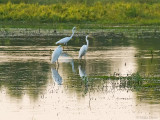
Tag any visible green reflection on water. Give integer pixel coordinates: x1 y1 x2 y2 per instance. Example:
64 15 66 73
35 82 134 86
0 61 49 100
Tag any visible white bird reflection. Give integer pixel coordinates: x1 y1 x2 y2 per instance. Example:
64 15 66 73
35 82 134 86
78 65 87 80
60 52 75 73
78 65 88 94
51 67 62 85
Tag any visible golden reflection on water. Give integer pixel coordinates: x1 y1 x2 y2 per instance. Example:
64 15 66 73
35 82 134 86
0 46 160 120
1 80 160 120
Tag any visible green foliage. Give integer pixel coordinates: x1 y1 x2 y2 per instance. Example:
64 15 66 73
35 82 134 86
1 2 160 25
1 0 160 4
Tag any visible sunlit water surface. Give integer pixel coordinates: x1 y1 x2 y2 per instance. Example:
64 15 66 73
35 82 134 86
0 34 160 120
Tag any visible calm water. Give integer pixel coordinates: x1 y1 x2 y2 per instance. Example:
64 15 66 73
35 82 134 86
0 32 160 120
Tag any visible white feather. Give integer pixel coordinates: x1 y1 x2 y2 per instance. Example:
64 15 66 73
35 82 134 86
51 45 63 63
55 27 76 45
78 35 89 59
79 45 87 59
56 37 71 44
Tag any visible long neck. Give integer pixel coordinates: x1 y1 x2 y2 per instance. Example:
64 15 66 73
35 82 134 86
86 36 89 48
70 29 75 38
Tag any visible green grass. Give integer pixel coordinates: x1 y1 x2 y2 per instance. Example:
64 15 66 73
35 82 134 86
1 0 160 4
1 2 160 28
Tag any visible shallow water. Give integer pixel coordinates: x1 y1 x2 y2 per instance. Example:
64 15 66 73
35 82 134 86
0 33 160 120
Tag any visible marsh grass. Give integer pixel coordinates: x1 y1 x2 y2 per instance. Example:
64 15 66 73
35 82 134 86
89 72 160 90
1 2 160 28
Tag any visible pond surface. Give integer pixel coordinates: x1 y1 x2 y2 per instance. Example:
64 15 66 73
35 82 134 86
0 31 160 120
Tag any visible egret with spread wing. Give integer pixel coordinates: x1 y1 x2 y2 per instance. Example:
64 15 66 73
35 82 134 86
56 27 76 47
51 45 63 64
78 35 89 59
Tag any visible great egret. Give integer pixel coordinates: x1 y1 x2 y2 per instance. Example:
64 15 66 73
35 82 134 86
56 27 76 46
51 45 63 64
78 35 89 59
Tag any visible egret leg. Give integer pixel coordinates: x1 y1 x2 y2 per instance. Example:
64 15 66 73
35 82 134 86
50 49 52 60
66 43 69 49
55 61 57 67
57 61 59 69
55 61 59 71
78 56 82 62
50 49 52 54
55 61 58 69
84 56 87 64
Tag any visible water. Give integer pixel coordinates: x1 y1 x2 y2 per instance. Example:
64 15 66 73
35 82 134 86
0 32 160 120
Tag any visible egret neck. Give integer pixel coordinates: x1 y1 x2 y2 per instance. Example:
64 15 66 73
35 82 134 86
70 28 75 38
86 36 89 48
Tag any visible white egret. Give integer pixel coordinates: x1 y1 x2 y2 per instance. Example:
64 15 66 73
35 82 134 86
56 27 76 46
51 45 63 64
78 35 89 59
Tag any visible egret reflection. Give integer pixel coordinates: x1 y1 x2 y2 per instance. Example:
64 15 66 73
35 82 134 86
78 65 87 79
78 64 88 94
60 52 76 73
51 67 62 85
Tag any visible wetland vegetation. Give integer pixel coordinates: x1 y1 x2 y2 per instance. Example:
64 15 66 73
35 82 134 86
1 1 160 29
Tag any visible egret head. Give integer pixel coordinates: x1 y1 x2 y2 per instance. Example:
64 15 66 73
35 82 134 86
86 35 93 39
86 35 89 39
72 27 76 31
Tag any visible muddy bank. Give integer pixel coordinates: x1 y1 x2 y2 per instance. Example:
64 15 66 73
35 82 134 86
0 27 160 38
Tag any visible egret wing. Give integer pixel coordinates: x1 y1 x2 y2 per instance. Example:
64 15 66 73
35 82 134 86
56 37 70 44
51 46 62 63
79 45 87 59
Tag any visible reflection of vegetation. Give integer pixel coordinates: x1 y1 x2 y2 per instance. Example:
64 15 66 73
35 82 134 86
135 37 160 50
90 72 160 88
89 72 160 103
0 61 49 100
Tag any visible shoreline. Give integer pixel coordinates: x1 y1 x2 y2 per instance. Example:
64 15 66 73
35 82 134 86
0 26 160 38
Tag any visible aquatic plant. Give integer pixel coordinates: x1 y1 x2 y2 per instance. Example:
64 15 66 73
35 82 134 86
89 72 160 89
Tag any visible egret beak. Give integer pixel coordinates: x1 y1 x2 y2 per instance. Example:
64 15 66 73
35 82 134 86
75 26 80 30
88 35 93 38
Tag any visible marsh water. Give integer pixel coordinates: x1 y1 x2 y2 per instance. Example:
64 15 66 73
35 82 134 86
0 29 160 120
